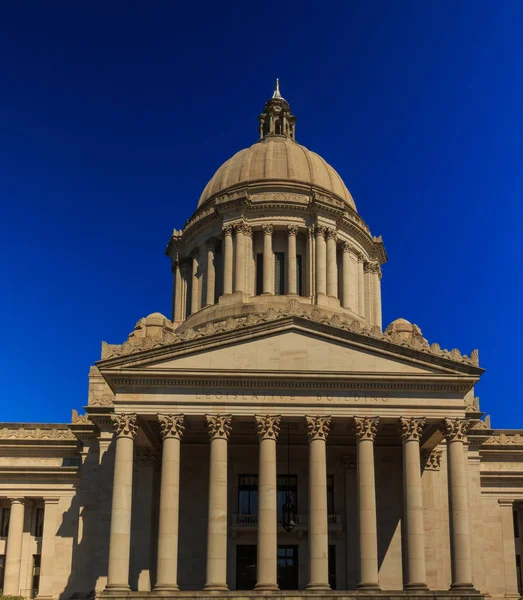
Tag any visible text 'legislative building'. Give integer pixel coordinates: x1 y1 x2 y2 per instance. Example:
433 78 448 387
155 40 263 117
0 82 521 600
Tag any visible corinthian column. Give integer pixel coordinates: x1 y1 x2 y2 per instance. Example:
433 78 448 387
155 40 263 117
354 417 380 589
106 413 138 591
3 498 25 596
442 418 474 589
223 225 233 295
235 222 251 293
155 414 185 591
287 225 298 295
205 239 216 307
399 417 428 590
306 415 332 591
315 226 327 297
254 415 281 591
204 415 232 591
262 224 274 294
326 228 338 298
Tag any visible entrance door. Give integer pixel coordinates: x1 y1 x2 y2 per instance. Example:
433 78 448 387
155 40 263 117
277 545 298 589
236 545 256 590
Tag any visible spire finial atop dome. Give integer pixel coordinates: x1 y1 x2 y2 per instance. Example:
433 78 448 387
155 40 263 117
259 80 296 141
272 78 282 99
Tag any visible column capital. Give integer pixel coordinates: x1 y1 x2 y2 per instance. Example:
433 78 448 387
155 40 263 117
325 227 337 241
364 260 381 275
223 224 234 237
206 414 232 441
287 224 298 237
235 221 252 237
255 415 281 440
354 416 379 441
399 417 426 442
262 223 274 236
341 241 353 253
111 413 138 439
315 225 327 237
441 418 471 442
306 415 331 441
158 414 185 440
8 497 25 506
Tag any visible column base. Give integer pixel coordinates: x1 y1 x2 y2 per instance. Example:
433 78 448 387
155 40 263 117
203 583 229 592
357 583 381 591
306 583 331 592
450 583 478 591
254 583 280 592
404 583 429 591
104 585 131 592
153 584 180 592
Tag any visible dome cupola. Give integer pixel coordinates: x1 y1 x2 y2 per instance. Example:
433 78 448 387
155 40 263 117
166 82 386 332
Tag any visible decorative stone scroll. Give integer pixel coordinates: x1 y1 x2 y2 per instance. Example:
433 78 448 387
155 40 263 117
325 227 337 240
315 225 327 237
223 224 233 237
399 417 426 442
306 415 331 440
255 415 281 440
101 303 480 368
262 224 274 235
235 221 252 237
287 225 298 236
364 261 381 276
111 413 138 439
206 414 232 441
158 414 185 440
354 416 379 441
441 418 471 442
422 449 442 471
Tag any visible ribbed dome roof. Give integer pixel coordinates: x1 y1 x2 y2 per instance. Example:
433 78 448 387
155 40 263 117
198 135 356 211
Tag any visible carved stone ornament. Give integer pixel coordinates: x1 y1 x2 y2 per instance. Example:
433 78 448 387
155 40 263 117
0 426 76 440
262 224 274 235
484 433 523 445
399 417 426 442
71 409 91 425
111 413 138 439
364 261 381 275
88 390 114 406
255 415 281 440
100 306 480 368
315 225 327 237
158 414 185 440
306 415 331 440
354 416 379 441
441 418 471 442
342 241 353 253
287 224 298 236
422 449 442 471
206 414 232 441
223 224 233 236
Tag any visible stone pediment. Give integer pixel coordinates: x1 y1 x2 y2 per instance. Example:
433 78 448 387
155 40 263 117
98 315 482 395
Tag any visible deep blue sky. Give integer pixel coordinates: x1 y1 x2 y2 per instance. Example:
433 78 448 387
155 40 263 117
1 1 522 426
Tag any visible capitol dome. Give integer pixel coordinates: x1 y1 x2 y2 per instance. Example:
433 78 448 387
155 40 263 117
198 135 356 211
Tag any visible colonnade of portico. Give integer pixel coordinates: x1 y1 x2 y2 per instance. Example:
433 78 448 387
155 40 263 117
104 412 475 593
172 223 382 328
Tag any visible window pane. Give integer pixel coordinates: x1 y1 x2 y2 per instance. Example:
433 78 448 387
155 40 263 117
274 252 285 295
327 475 334 514
256 254 263 295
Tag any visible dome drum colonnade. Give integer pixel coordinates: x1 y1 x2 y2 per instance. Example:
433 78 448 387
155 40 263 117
103 413 475 593
166 84 386 332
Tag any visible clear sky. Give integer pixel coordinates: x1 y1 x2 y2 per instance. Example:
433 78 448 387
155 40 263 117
1 1 522 426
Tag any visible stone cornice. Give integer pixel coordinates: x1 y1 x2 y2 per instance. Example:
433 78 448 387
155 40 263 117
0 425 76 441
99 300 480 371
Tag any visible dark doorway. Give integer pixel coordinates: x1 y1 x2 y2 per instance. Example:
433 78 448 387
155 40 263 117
329 545 337 590
277 545 298 589
236 545 256 590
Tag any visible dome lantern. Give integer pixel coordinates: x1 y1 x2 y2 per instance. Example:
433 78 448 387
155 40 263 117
259 78 296 140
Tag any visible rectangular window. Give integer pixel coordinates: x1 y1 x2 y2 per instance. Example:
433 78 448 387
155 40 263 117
238 475 258 515
236 545 256 590
0 555 5 593
0 509 10 537
32 555 41 596
256 254 263 295
34 508 44 538
328 545 337 590
274 252 285 295
277 545 298 589
327 475 334 514
514 509 520 538
277 475 297 520
296 255 303 296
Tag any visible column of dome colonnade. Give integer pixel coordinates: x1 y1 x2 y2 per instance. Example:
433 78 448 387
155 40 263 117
254 415 281 591
287 225 298 295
